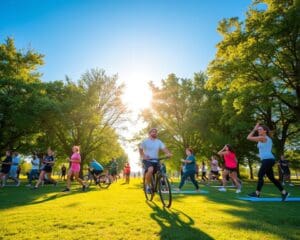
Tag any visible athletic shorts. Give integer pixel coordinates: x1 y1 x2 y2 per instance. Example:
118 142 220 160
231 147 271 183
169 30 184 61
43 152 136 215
43 165 52 173
210 170 219 176
92 169 103 175
1 167 11 174
282 168 290 175
143 160 160 174
225 167 237 173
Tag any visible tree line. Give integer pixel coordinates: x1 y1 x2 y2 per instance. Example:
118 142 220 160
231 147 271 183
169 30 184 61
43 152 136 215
139 0 300 178
0 38 128 172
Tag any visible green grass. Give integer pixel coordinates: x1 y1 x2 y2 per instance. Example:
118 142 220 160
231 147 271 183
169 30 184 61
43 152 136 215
0 178 299 240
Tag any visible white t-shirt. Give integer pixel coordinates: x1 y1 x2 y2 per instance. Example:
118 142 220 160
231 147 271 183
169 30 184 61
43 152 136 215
211 159 219 172
31 158 40 170
140 138 165 161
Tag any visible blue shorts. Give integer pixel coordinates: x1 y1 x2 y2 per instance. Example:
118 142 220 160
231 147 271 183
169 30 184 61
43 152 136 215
143 160 160 174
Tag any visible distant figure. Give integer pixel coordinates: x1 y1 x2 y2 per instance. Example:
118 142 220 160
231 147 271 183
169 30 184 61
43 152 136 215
61 164 67 181
34 148 57 189
247 123 288 201
201 161 208 182
209 156 220 181
9 151 21 186
27 153 40 187
0 151 12 187
109 158 118 182
195 163 199 179
278 155 294 187
123 162 131 184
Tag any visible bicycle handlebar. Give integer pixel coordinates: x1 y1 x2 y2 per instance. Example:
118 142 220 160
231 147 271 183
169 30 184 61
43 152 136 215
142 156 170 161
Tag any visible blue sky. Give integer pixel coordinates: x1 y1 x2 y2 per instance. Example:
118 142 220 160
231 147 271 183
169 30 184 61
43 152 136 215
1 0 253 168
1 0 251 83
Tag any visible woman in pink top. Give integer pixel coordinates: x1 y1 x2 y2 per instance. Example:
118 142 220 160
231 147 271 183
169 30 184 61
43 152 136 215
218 144 242 193
62 146 87 192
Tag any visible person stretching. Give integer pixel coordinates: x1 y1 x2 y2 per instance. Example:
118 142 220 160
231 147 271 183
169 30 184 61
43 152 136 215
247 123 288 201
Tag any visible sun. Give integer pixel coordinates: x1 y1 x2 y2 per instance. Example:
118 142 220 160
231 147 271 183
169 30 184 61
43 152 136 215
121 77 152 112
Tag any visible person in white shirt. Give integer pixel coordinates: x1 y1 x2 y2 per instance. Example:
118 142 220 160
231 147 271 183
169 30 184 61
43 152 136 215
139 128 172 193
27 153 40 186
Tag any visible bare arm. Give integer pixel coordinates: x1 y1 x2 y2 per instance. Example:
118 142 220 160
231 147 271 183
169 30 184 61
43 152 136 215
162 147 172 158
218 146 227 156
247 123 266 142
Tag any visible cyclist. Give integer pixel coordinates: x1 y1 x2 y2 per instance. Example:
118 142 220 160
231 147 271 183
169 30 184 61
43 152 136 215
89 159 104 183
139 128 172 193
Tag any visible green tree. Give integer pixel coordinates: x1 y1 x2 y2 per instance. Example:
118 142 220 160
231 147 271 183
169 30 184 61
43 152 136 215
206 0 300 165
0 37 45 155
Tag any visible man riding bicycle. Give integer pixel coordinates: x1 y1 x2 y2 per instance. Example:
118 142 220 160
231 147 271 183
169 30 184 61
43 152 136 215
89 159 104 182
139 128 172 193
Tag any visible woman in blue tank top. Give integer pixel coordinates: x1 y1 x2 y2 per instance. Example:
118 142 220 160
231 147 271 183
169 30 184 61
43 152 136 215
247 123 289 201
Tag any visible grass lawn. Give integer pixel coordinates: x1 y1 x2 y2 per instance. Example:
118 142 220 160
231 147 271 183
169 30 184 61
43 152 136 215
0 177 299 240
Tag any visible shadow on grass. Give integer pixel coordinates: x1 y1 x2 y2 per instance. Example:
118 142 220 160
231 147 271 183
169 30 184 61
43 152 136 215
0 183 94 210
200 181 300 240
146 201 213 240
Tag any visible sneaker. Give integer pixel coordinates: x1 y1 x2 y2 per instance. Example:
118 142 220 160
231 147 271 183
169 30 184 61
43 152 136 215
281 192 289 202
218 187 227 192
282 182 285 186
289 183 294 187
146 186 152 194
248 192 260 198
26 184 32 187
62 188 70 192
236 189 241 193
31 186 38 190
82 184 87 191
16 180 21 187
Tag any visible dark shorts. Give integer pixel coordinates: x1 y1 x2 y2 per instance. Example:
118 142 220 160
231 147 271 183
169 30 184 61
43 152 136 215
210 170 219 175
92 169 103 175
143 160 160 174
109 169 117 176
225 167 237 173
43 165 52 173
1 167 10 174
282 168 290 175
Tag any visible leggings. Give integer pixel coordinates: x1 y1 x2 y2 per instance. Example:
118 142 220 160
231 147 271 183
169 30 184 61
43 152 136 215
257 159 283 192
179 171 199 190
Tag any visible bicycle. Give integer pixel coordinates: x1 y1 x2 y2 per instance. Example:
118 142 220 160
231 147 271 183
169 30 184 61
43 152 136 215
143 157 172 208
83 168 111 189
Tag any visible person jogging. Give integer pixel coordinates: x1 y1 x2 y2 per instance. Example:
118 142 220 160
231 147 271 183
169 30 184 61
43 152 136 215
62 146 87 192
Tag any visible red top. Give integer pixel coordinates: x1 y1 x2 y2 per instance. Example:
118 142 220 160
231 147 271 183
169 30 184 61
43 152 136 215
223 152 237 168
124 165 131 174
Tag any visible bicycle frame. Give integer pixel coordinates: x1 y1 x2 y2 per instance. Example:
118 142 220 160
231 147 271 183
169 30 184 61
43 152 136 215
143 157 172 208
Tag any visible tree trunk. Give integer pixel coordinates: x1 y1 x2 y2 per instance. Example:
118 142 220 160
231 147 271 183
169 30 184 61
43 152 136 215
248 160 254 179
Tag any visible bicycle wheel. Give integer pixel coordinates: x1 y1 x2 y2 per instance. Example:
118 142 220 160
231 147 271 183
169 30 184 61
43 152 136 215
143 175 154 201
98 174 111 189
83 175 93 186
158 175 172 208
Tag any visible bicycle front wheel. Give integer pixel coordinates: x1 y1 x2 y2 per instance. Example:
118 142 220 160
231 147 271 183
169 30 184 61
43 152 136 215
98 174 111 189
143 175 154 201
158 175 172 208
